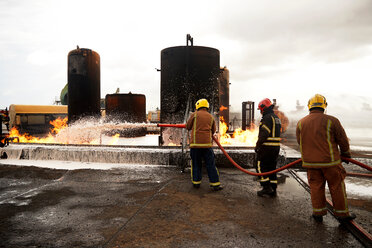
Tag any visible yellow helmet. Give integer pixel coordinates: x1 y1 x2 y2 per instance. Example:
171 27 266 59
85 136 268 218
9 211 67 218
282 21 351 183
195 99 209 110
308 94 327 110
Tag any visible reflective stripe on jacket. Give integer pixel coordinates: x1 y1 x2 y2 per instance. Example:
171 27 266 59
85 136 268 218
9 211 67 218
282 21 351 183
296 110 351 168
256 107 281 150
186 109 216 148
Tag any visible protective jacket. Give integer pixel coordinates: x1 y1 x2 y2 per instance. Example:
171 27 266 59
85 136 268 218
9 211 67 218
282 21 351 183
296 109 351 168
256 106 281 151
186 108 216 148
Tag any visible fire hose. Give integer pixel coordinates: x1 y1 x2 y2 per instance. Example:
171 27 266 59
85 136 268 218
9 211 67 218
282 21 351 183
157 123 372 176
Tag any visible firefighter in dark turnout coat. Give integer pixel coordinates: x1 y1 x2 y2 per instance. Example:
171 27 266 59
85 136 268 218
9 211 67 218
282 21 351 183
255 98 281 197
296 94 355 222
186 99 222 191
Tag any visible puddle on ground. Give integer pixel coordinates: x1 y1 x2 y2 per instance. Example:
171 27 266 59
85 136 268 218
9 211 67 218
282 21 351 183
278 173 308 198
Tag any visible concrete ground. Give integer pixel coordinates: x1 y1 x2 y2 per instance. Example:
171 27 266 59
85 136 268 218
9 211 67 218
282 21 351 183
0 161 370 248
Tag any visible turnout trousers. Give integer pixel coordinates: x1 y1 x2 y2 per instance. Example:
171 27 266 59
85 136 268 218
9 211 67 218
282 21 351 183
307 164 350 217
190 148 220 187
255 146 280 190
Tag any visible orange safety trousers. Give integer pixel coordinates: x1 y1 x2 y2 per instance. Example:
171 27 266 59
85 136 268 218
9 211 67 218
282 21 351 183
307 164 350 217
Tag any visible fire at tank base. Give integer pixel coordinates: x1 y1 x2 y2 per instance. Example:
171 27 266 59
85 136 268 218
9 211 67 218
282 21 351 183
1 117 280 167
0 129 301 168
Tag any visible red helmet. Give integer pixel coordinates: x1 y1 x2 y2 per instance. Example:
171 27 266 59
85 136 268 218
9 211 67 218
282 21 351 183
258 98 273 112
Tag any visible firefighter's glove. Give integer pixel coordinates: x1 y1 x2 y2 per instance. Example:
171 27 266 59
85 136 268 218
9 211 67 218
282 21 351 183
341 152 351 158
341 158 349 164
341 152 351 164
254 146 259 153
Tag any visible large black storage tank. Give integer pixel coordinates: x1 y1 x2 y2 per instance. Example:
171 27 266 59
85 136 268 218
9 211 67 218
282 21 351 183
160 42 220 145
68 47 100 123
105 93 146 137
219 67 229 128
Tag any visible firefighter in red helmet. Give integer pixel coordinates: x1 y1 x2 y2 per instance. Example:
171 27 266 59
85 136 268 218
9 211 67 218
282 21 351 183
255 98 281 197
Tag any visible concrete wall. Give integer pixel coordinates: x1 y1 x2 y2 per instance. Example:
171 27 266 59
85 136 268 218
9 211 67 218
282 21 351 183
0 144 301 169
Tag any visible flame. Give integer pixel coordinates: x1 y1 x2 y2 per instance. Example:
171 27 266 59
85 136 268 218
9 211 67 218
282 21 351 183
8 117 120 145
219 105 228 111
8 117 68 143
273 109 289 133
219 117 232 144
50 117 68 134
219 117 258 146
9 126 61 144
108 133 120 145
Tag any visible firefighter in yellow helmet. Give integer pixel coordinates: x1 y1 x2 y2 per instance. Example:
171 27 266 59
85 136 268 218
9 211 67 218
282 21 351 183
186 99 222 191
296 94 355 222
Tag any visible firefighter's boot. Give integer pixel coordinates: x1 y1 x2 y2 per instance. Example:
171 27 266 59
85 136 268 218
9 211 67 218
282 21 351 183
257 185 274 197
312 214 323 223
212 185 223 191
336 213 356 222
270 184 277 197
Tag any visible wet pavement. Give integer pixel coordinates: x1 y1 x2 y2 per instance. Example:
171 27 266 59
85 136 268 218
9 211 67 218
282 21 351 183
0 160 370 248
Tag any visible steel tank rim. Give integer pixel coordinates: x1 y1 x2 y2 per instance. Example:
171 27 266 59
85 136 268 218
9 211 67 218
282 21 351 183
106 93 146 98
68 48 100 57
161 45 220 54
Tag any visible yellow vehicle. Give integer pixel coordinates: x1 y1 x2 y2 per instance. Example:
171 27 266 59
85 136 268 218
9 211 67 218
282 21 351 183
9 105 67 135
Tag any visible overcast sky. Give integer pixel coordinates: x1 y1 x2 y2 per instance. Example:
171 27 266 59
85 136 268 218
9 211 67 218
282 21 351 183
1 0 372 125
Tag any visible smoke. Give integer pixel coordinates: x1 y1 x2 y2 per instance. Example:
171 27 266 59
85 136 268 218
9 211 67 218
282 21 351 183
276 94 372 141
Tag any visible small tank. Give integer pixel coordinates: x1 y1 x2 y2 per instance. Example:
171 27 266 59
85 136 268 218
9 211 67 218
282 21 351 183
68 47 100 123
105 93 146 137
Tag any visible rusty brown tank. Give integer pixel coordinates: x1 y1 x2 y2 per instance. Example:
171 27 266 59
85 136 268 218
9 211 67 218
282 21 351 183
105 93 146 137
67 47 100 123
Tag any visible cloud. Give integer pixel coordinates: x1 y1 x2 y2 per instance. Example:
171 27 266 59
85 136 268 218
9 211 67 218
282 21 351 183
0 0 372 116
208 0 372 74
